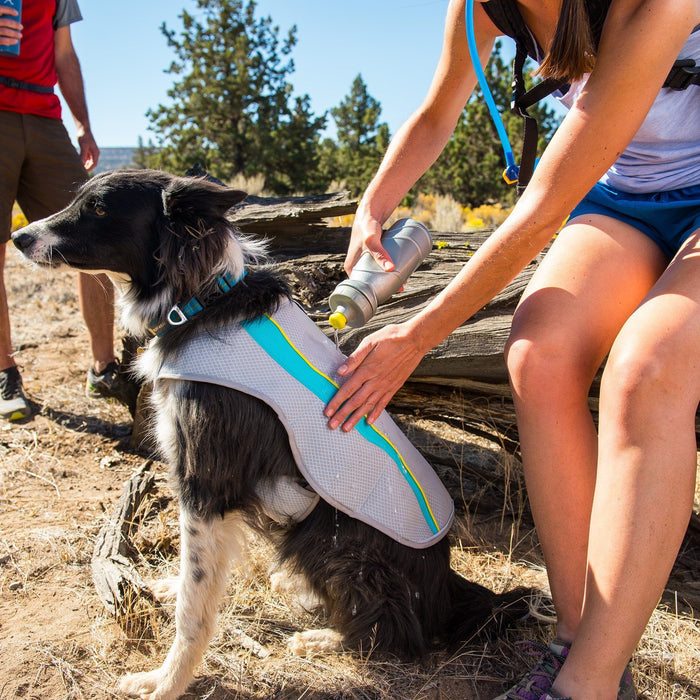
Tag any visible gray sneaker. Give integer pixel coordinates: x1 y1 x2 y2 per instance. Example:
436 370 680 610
495 638 636 700
86 360 139 412
0 366 31 421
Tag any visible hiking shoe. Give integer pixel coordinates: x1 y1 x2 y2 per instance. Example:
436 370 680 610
496 638 637 700
535 673 635 700
495 638 570 699
86 361 139 411
618 666 637 700
0 366 31 421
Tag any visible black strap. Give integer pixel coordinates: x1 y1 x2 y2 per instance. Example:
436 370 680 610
481 0 695 194
663 59 700 90
0 75 54 94
511 45 567 193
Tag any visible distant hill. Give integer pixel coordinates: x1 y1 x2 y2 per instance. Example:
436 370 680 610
94 147 137 173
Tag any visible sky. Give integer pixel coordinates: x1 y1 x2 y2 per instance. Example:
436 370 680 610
62 0 456 149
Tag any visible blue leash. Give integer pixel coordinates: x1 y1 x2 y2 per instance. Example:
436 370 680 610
465 0 520 184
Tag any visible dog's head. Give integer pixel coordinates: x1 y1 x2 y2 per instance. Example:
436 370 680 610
12 169 263 332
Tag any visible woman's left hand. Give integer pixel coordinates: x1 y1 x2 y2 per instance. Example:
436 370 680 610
325 322 427 431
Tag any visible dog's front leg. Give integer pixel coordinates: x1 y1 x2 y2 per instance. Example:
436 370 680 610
120 510 247 700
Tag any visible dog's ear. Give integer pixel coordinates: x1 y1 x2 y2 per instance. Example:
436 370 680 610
162 177 247 224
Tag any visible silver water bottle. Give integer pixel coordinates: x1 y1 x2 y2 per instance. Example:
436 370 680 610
328 218 432 330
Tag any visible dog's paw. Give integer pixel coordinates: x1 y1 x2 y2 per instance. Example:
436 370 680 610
119 670 179 700
149 576 180 604
287 628 343 657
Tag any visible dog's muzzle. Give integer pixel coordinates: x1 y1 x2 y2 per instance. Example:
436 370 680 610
11 227 54 264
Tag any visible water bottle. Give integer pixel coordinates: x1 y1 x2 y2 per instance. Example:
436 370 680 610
328 218 432 330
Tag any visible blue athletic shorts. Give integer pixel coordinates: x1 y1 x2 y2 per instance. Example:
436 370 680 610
569 181 700 258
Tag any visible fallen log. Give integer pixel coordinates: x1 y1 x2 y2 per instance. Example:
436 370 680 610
230 191 357 241
91 460 159 639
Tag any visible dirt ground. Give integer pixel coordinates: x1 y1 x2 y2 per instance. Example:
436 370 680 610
1 246 698 700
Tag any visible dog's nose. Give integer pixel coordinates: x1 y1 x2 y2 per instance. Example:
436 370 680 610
11 231 34 252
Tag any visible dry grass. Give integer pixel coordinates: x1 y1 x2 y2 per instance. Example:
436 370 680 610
0 248 698 699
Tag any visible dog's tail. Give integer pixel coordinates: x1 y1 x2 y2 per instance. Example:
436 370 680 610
445 572 532 648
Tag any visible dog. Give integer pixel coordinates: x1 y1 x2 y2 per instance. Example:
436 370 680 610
12 169 529 700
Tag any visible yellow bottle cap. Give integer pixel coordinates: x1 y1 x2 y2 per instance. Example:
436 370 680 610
329 311 347 330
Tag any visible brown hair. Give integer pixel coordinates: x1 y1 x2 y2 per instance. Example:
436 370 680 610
537 0 597 81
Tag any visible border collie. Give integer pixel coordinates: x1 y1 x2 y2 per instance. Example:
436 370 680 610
12 170 528 700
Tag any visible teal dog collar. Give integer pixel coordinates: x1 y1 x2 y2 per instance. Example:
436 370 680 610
148 270 247 338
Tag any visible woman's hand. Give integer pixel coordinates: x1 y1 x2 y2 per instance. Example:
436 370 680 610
344 211 395 276
325 321 427 431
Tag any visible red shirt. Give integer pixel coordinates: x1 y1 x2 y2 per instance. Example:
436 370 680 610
0 0 62 119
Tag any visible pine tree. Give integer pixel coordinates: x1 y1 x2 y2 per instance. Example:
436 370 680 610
141 0 326 193
321 75 391 196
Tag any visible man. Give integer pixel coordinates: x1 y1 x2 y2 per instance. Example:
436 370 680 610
0 0 130 420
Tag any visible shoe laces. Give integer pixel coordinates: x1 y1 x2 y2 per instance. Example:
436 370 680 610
504 641 569 699
0 367 24 401
92 361 119 385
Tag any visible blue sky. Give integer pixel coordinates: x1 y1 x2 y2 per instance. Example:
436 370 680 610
62 0 454 149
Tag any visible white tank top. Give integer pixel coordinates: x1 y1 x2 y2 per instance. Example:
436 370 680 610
555 25 700 193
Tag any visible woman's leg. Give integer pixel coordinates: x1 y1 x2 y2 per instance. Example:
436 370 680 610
505 215 667 642
553 228 700 698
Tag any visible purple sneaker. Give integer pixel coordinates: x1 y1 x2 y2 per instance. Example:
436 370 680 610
494 638 570 699
495 638 637 700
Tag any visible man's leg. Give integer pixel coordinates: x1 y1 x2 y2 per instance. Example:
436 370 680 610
0 112 24 372
0 242 30 420
18 115 136 407
78 271 115 372
0 113 31 419
0 242 13 371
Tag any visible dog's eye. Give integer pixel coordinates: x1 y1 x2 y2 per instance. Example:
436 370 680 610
94 204 106 216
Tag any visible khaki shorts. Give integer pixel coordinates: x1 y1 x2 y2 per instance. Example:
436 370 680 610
0 110 87 243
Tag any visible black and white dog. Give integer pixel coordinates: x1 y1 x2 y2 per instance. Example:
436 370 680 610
13 170 528 700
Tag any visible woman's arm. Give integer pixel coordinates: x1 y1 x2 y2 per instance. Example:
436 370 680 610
326 0 700 431
345 0 498 274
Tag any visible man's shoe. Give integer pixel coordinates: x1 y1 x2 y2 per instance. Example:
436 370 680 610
86 361 139 412
0 366 31 421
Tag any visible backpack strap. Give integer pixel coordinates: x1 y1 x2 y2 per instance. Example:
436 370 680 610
663 58 700 90
475 0 693 193
510 44 567 192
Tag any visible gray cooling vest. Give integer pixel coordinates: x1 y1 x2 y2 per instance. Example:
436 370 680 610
156 298 454 549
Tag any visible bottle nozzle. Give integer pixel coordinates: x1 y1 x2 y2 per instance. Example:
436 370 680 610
329 311 347 330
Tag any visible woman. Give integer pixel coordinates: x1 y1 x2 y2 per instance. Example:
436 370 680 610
324 1 700 698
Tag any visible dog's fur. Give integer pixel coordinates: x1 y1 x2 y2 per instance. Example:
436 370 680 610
13 170 529 700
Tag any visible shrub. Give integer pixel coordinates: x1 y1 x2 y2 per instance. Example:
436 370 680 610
11 204 27 232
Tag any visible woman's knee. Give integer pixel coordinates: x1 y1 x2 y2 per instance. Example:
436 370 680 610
505 322 596 401
602 333 688 414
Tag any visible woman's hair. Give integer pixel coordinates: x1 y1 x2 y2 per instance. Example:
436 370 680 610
537 0 597 81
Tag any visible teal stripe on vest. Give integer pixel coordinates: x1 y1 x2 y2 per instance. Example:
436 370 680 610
240 313 439 534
